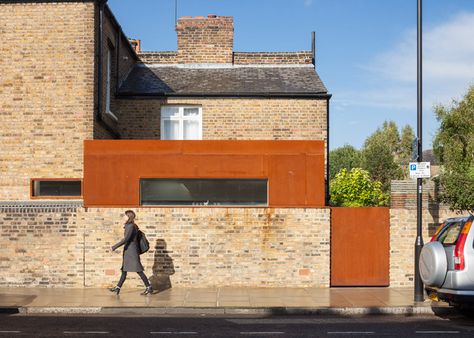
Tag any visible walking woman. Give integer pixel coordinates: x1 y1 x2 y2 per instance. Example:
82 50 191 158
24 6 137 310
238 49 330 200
109 210 153 295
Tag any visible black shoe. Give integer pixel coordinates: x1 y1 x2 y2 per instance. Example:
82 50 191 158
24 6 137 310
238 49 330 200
109 286 121 295
141 286 153 295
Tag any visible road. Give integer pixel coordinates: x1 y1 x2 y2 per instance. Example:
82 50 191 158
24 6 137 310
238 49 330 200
1 312 474 337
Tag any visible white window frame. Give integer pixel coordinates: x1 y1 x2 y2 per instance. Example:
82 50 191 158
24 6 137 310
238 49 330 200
160 106 203 140
105 48 118 121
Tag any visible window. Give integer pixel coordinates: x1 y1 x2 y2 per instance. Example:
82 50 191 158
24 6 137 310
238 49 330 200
437 221 463 246
161 106 202 140
32 180 82 198
105 47 118 121
140 179 268 206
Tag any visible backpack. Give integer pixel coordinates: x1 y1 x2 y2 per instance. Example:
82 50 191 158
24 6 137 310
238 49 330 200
137 229 150 254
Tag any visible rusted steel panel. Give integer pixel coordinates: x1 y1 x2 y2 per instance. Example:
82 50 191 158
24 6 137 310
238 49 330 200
84 140 325 208
331 207 390 286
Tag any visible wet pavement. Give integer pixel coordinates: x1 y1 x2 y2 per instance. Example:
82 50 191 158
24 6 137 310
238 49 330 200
0 287 443 313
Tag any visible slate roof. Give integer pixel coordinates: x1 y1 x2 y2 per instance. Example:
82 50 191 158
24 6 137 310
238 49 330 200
118 65 328 97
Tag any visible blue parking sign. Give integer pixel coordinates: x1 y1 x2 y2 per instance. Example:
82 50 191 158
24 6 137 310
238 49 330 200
410 164 417 171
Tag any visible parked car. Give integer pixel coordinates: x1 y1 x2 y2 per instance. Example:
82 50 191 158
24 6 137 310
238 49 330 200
420 215 474 306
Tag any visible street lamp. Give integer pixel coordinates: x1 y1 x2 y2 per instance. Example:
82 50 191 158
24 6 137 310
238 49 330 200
414 0 424 303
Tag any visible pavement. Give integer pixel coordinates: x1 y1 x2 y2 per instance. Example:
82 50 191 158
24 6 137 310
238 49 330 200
0 287 451 316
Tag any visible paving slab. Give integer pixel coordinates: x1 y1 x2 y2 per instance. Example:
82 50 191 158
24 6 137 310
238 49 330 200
0 287 448 316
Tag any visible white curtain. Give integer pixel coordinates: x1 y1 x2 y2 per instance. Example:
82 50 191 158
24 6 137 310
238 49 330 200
163 120 179 140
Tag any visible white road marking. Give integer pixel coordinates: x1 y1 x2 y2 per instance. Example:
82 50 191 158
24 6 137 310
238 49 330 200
64 332 109 335
416 331 460 334
240 332 285 335
150 332 198 335
0 331 21 334
328 332 374 335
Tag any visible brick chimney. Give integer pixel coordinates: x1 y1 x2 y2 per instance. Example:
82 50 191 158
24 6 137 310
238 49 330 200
176 14 234 64
128 39 141 53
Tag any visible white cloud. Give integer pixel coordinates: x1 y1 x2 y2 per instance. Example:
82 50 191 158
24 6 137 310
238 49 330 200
304 0 314 7
339 12 474 112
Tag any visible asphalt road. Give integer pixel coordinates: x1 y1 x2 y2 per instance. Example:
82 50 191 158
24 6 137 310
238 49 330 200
1 312 474 337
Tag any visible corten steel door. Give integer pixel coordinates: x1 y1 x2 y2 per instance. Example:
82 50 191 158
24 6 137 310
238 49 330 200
83 140 325 208
331 207 390 286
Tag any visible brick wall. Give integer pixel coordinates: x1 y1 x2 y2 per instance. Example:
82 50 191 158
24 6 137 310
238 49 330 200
116 98 328 142
176 15 234 64
234 52 313 65
0 1 96 200
138 52 178 64
391 180 444 209
390 208 459 287
389 179 458 287
0 202 84 287
0 205 330 288
138 52 313 66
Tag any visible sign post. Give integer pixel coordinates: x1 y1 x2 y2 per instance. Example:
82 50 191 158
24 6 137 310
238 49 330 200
414 0 425 303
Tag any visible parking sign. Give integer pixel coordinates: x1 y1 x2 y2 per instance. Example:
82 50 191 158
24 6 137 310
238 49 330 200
409 162 431 179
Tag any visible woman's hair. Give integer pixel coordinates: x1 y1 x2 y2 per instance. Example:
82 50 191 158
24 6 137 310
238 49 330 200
124 210 136 225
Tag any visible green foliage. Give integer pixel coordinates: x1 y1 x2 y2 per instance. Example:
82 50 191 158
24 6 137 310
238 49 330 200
400 125 416 165
329 145 362 179
361 121 406 191
433 86 474 212
329 121 415 204
330 168 389 207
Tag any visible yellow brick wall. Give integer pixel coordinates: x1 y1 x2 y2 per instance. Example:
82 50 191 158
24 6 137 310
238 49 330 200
116 98 328 142
176 16 234 64
0 206 330 288
389 208 460 287
0 2 96 200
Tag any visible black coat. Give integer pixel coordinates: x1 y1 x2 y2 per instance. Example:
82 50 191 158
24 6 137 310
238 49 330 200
112 223 144 272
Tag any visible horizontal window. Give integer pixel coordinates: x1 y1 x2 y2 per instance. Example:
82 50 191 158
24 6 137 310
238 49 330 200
140 179 268 206
32 180 82 197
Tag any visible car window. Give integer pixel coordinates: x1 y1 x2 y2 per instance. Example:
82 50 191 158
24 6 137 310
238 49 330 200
437 221 463 245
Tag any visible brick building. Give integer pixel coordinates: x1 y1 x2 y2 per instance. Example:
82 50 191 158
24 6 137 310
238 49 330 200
0 0 334 288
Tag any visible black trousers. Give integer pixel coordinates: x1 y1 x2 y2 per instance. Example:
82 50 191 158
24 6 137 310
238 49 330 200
117 271 150 288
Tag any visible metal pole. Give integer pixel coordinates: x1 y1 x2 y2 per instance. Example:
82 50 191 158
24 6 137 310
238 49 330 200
175 0 178 28
414 0 424 303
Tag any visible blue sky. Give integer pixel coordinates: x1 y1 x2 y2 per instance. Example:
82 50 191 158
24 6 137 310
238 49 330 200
108 0 474 150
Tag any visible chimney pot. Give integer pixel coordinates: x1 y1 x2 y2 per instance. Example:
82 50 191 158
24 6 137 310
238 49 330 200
208 14 217 18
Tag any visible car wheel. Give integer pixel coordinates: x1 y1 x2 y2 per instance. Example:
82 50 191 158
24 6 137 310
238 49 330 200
420 241 448 287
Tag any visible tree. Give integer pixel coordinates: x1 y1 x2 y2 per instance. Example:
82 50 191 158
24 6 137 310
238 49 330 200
399 125 416 165
361 122 405 192
330 168 389 207
433 86 474 212
329 121 415 196
329 145 362 179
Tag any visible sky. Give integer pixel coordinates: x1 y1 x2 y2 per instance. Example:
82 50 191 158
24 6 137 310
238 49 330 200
108 0 474 150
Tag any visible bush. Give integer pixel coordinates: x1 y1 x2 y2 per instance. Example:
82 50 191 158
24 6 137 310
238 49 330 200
330 168 389 207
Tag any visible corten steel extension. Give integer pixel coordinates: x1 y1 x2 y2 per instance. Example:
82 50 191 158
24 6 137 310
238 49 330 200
83 140 326 208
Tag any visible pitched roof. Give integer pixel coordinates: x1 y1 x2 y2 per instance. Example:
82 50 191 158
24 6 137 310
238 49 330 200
118 65 329 98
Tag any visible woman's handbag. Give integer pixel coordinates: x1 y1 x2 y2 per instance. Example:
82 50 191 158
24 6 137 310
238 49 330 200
137 229 150 254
